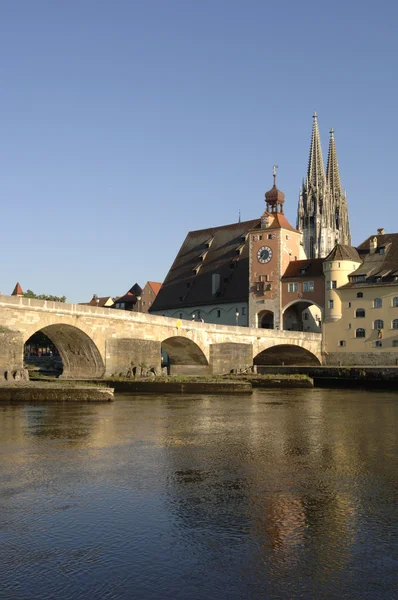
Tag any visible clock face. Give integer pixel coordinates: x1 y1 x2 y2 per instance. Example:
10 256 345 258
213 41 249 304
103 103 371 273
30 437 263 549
257 245 273 264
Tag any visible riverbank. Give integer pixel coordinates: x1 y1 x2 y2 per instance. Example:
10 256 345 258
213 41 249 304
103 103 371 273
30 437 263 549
29 374 313 394
0 382 114 402
257 366 398 389
83 377 253 394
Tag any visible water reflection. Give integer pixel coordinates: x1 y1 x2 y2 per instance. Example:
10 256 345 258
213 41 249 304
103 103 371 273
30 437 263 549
0 389 396 599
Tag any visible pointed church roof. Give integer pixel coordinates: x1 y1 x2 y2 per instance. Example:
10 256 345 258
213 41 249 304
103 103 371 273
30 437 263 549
326 128 342 196
307 112 325 187
11 282 23 296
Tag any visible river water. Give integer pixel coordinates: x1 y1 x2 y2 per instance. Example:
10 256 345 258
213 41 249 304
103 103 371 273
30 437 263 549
0 389 396 600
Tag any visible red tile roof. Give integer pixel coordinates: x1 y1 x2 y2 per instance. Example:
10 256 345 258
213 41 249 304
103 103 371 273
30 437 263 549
282 259 324 279
148 281 162 295
11 282 23 296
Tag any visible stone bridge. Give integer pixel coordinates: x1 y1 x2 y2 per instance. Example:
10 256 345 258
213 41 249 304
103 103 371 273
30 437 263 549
0 295 322 379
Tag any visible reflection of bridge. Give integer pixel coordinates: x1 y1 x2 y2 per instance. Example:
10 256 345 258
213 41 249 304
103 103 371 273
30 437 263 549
0 295 322 379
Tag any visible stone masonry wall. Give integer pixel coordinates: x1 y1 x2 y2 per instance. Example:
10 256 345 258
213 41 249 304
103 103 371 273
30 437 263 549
105 338 161 377
323 352 398 366
0 329 24 379
210 343 253 374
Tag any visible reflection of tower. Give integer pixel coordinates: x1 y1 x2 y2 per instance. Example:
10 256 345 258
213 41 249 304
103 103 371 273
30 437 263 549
297 114 351 258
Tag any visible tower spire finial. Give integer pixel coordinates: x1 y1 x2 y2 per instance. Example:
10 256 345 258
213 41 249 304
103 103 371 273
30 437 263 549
326 127 341 196
307 111 325 188
272 164 278 186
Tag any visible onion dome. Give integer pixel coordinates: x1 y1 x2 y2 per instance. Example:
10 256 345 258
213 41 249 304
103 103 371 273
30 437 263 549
265 166 285 214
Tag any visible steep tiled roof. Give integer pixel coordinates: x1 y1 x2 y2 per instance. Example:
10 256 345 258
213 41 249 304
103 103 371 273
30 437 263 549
268 212 298 233
129 283 143 296
340 233 398 287
11 282 23 296
325 244 361 262
282 258 324 279
148 281 162 295
113 291 137 305
150 219 261 311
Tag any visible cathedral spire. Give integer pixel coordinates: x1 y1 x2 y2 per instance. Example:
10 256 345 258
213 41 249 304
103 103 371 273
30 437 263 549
326 128 342 197
307 112 325 188
297 113 351 258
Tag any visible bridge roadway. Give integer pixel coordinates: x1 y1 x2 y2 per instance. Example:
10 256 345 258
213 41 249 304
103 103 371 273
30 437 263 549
0 295 322 379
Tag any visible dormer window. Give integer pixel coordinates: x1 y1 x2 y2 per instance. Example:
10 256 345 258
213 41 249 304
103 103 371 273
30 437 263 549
205 238 214 249
379 247 385 255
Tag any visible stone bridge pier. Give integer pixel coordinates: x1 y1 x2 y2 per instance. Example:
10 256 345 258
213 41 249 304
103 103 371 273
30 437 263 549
0 296 322 379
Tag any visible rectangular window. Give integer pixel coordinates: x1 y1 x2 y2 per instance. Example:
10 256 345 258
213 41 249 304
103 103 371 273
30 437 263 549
179 313 183 318
212 273 220 295
217 310 221 318
242 307 246 316
288 282 298 293
374 340 382 347
348 323 352 329
339 340 346 347
303 281 314 292
303 312 309 320
329 300 334 309
267 234 272 239
332 280 337 289
338 263 341 268
348 302 351 308
393 340 398 347
326 280 331 289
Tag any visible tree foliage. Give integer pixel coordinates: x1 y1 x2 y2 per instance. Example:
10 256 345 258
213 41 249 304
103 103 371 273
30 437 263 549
24 289 67 303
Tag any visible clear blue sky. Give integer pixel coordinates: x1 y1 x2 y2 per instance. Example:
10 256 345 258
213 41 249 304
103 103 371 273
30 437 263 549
1 0 397 303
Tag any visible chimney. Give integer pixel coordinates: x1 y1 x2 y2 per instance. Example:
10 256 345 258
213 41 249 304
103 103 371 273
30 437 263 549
377 228 385 235
369 236 377 254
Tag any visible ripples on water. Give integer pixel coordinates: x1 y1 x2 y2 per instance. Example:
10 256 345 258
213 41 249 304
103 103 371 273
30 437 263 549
0 389 396 599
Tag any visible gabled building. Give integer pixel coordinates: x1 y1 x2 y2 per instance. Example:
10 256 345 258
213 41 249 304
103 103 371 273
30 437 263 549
79 294 114 308
113 283 142 311
149 219 260 325
134 281 162 313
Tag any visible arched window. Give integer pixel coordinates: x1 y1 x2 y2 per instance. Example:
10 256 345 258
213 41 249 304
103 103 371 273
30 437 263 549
356 308 365 318
357 292 363 298
356 328 366 338
392 319 398 330
374 319 384 330
393 297 398 307
373 298 382 308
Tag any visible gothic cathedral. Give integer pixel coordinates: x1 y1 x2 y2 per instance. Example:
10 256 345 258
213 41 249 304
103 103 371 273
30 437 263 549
297 113 351 258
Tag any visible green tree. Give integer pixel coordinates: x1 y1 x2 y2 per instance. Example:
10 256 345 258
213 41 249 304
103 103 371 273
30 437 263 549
24 289 67 303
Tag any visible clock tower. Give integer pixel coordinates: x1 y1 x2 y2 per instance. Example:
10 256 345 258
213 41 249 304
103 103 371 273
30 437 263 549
249 168 304 329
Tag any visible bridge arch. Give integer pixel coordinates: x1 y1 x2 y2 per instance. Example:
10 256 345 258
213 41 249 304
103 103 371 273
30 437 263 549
282 300 322 333
24 324 105 379
161 336 210 375
254 343 321 366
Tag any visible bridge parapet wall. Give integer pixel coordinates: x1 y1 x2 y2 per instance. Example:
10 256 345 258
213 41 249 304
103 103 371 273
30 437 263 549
0 296 323 376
